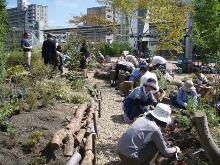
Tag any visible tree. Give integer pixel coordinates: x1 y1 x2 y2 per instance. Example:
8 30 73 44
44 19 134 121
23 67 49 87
0 0 8 84
192 0 220 61
97 0 191 54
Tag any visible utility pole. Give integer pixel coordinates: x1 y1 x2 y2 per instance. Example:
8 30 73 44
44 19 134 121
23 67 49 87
183 12 193 73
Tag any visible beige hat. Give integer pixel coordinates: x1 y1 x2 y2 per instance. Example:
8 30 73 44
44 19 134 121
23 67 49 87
122 51 129 56
184 80 194 92
149 103 172 123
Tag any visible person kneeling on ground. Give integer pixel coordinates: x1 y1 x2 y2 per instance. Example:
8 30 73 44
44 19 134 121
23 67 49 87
151 56 167 70
171 80 198 109
129 65 148 85
194 70 208 85
123 78 158 124
112 60 135 86
118 103 181 165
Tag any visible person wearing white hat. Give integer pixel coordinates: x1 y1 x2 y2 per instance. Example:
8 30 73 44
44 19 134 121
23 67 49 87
118 103 181 165
151 56 167 69
174 80 198 109
123 78 158 123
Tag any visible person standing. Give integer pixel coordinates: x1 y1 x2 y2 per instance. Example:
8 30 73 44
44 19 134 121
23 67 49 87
56 45 64 74
80 40 90 78
42 33 57 65
21 32 32 67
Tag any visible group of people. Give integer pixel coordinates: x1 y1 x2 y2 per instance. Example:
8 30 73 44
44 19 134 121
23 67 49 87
21 32 88 76
21 32 64 73
114 51 209 164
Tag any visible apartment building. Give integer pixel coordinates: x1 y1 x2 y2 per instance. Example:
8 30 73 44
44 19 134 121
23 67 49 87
86 6 120 43
7 0 48 31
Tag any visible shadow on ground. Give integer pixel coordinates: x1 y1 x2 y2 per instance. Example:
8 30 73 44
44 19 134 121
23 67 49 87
111 114 125 124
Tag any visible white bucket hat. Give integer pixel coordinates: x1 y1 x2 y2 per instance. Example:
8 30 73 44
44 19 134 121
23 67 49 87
143 78 157 90
149 103 172 123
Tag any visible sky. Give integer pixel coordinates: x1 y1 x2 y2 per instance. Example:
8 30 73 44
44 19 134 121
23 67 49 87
6 0 102 27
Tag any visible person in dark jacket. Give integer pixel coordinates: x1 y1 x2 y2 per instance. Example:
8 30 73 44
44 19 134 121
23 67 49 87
80 40 90 78
123 78 158 123
42 33 57 65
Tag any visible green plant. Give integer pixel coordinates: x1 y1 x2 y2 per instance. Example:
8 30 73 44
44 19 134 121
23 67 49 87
154 69 167 89
29 59 52 82
30 156 46 165
23 130 44 152
2 126 19 149
100 41 132 57
175 112 192 130
186 96 197 114
66 71 86 91
0 100 20 127
70 93 90 104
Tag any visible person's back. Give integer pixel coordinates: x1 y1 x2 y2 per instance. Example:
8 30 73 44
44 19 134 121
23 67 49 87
42 34 57 65
118 116 160 158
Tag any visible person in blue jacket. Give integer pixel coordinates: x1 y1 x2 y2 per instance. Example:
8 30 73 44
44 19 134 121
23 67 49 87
129 65 148 83
174 80 198 109
123 78 158 123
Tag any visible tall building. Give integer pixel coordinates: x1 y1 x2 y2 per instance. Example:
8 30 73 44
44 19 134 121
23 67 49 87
87 6 120 26
17 0 27 10
27 4 48 29
86 6 120 43
6 0 48 49
7 0 48 31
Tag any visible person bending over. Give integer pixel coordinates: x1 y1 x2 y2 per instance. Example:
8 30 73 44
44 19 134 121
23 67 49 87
118 103 181 165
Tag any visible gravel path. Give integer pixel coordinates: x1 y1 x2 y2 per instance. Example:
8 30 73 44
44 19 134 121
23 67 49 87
87 72 129 165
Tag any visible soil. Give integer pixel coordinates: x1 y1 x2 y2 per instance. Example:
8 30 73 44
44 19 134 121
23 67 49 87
0 63 218 165
0 101 78 165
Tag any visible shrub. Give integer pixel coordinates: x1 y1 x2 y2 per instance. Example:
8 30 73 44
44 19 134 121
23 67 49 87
6 50 42 69
30 156 46 165
23 130 44 152
100 41 133 57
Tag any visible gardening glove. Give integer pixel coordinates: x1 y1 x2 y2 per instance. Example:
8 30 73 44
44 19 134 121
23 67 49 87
174 146 181 154
183 102 188 108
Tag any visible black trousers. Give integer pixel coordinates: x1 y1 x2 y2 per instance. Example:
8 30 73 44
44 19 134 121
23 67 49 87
113 64 133 81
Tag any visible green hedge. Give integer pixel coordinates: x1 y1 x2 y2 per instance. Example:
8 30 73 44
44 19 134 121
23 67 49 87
6 50 42 68
100 41 133 57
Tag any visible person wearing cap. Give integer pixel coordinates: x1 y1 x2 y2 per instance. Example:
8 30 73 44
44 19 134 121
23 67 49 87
118 103 181 165
175 80 198 109
123 78 158 123
42 33 57 65
129 65 148 83
21 32 32 67
151 56 167 69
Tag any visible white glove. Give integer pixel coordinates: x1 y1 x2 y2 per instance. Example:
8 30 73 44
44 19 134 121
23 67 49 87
174 146 181 153
183 102 187 108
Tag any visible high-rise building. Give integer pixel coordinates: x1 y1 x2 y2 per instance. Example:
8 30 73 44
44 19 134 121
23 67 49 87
6 0 48 49
87 6 120 26
7 0 48 31
17 0 27 10
27 4 48 29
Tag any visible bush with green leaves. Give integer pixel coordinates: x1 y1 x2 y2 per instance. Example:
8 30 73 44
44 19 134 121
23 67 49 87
23 130 44 152
6 50 42 69
0 100 20 128
100 41 133 57
66 71 86 91
30 156 46 165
